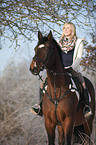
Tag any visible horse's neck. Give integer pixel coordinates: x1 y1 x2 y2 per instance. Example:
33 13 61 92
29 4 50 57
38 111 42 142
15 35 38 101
47 50 69 87
47 68 67 87
47 69 69 100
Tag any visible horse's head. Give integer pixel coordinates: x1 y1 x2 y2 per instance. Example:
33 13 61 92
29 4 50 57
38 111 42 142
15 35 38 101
30 31 55 75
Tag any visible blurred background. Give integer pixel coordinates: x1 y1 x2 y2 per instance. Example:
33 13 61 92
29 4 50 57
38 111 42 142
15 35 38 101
0 0 96 144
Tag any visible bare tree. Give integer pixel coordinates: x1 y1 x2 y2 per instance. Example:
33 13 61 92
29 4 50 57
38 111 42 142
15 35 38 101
0 0 96 68
81 45 96 70
1 0 96 42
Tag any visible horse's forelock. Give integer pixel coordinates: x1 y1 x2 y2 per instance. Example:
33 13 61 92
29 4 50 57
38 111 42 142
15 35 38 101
38 36 48 45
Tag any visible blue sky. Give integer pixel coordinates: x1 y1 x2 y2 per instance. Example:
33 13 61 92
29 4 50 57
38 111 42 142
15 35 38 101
0 37 35 75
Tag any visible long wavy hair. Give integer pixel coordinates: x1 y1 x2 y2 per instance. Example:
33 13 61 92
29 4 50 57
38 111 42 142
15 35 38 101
61 22 77 39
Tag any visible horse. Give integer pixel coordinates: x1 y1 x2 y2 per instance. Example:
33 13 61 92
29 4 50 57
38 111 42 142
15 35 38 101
30 31 95 145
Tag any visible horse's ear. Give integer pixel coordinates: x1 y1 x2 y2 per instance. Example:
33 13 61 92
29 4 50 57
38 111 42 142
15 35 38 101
48 30 53 42
38 31 42 40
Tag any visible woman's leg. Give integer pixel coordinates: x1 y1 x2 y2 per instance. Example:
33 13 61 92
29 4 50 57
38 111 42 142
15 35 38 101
30 88 43 116
31 78 47 116
71 69 92 118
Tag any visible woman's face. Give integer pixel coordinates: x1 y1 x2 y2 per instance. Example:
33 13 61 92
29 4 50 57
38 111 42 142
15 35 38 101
63 24 72 37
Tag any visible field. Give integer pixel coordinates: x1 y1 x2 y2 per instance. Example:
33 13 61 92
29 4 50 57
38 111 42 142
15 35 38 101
0 61 96 145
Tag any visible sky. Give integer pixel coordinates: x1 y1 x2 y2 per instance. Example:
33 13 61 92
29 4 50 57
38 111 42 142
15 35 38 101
0 37 35 75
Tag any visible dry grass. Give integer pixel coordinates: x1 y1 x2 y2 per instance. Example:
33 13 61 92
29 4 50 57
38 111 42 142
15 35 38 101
0 61 96 145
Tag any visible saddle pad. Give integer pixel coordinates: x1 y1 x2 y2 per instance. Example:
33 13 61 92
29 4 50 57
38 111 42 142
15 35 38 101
70 78 91 102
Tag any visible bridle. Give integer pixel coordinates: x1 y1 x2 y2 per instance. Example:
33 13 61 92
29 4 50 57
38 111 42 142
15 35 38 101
33 42 54 71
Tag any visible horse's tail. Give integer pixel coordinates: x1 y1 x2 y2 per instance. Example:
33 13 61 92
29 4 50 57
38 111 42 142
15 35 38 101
73 76 95 144
84 76 95 98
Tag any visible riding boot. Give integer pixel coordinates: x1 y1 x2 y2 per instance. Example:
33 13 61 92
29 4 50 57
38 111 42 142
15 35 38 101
83 88 92 118
31 88 43 116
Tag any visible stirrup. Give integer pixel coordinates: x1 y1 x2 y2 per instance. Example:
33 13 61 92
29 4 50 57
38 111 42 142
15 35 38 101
30 104 41 115
83 105 92 118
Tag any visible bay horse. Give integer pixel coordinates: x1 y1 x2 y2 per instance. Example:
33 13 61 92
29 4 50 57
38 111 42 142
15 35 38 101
30 31 95 145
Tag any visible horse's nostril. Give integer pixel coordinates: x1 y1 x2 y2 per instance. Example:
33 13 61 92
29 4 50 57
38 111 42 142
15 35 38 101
30 66 32 72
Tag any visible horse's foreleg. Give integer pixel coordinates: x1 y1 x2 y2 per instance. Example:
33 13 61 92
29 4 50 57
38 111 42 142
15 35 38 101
63 117 74 145
58 125 64 145
45 119 56 145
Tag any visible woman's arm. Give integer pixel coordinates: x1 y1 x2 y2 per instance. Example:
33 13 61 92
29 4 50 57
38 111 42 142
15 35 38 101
72 40 83 70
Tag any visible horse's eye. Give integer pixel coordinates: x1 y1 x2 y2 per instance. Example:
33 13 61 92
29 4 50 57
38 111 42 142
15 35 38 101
38 44 45 49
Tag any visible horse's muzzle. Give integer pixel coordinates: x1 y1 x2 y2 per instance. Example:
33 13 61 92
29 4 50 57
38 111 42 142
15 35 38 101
29 66 39 75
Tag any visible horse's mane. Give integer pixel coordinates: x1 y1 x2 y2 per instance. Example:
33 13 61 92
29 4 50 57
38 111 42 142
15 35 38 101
38 37 48 45
53 38 63 67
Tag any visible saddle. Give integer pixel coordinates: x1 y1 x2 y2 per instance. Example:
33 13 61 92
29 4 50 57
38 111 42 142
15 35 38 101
71 76 83 99
69 75 88 111
40 76 83 98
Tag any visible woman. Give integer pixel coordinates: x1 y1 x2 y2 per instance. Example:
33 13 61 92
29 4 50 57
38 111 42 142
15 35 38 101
31 22 92 118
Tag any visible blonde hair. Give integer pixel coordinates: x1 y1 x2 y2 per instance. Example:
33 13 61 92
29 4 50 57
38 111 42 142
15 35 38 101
62 22 77 39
